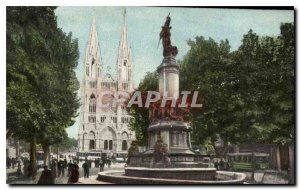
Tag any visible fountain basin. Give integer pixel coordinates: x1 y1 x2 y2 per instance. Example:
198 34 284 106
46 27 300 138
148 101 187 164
97 170 247 184
125 167 216 180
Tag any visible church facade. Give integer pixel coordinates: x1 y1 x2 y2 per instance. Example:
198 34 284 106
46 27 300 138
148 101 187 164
77 12 135 156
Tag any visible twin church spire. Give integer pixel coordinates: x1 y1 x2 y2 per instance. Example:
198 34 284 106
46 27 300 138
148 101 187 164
84 10 132 89
85 16 101 78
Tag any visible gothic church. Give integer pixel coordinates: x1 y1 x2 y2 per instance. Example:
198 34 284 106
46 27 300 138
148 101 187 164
78 11 135 156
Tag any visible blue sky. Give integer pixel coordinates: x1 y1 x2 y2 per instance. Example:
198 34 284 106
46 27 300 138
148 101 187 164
54 7 293 139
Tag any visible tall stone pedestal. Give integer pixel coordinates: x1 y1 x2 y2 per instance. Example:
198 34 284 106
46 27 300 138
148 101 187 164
127 55 208 168
157 56 179 99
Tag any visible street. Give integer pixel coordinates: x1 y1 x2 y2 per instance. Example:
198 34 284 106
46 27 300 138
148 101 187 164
7 162 125 184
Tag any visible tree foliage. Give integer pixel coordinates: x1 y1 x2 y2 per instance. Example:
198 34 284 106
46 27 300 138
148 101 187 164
181 23 294 148
129 23 294 151
128 72 159 146
7 6 80 177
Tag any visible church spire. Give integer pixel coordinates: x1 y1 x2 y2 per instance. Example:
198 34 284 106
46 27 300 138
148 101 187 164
117 9 132 89
84 16 102 78
119 9 129 61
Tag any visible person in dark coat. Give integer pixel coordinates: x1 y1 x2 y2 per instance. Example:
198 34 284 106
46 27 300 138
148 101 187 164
57 159 63 177
68 164 79 184
82 160 89 178
62 159 67 176
23 160 28 177
219 159 225 170
17 158 21 167
27 163 32 178
51 160 57 178
99 158 104 172
108 158 111 168
6 157 11 169
214 159 219 170
38 165 55 184
67 160 73 176
16 165 23 177
11 158 15 169
95 158 99 168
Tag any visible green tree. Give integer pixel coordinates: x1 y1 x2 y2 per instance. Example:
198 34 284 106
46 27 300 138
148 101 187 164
128 72 158 146
7 7 79 178
180 37 237 156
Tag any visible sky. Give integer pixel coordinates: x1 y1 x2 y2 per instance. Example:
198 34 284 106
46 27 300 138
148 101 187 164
54 7 294 139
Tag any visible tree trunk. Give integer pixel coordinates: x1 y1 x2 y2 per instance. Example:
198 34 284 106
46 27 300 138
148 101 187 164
42 143 50 167
288 142 294 184
276 146 281 171
251 152 255 183
29 136 37 180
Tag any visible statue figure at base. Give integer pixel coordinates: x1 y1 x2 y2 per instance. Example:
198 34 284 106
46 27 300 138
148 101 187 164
150 136 171 168
126 141 139 166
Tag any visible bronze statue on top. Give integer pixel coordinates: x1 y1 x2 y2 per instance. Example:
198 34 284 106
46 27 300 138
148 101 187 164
158 13 178 57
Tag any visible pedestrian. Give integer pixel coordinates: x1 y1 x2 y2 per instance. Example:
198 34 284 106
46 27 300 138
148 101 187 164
23 160 28 177
225 160 230 171
214 159 219 170
99 158 104 172
108 158 111 168
68 164 79 184
219 159 225 171
17 158 21 168
27 163 32 178
63 158 67 176
12 158 15 169
89 159 92 168
57 159 63 177
67 160 73 176
82 160 89 178
38 165 55 184
16 165 23 178
51 160 57 178
6 157 11 169
95 158 99 168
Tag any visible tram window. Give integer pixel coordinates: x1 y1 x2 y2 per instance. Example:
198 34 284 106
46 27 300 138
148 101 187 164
256 156 267 163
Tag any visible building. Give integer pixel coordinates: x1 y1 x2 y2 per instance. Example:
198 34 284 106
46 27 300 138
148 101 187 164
77 11 135 156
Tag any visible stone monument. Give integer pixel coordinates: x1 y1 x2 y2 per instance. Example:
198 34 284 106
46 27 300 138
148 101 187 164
97 14 246 184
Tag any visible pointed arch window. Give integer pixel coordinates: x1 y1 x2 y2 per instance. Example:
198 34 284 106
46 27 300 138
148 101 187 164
122 140 128 150
91 58 96 78
128 70 131 81
104 140 108 150
89 94 96 113
86 66 89 76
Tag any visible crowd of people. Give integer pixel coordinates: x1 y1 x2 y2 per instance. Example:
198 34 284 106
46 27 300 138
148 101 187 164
38 157 112 184
38 158 80 184
213 158 230 170
6 157 21 170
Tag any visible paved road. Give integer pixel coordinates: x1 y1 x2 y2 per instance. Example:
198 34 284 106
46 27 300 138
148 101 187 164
7 163 125 184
